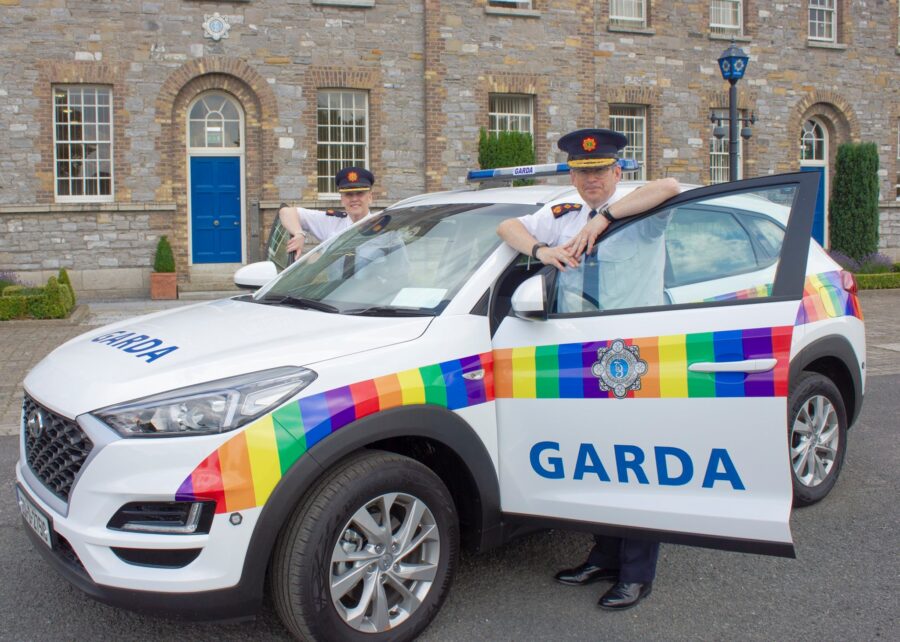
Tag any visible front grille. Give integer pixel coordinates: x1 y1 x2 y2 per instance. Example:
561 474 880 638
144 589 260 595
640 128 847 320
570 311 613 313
23 394 94 503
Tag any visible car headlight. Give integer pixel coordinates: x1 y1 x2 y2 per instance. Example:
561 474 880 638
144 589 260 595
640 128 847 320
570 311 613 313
93 367 317 437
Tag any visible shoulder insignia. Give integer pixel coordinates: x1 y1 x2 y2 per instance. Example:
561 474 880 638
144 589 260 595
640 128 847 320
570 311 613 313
325 209 348 218
551 203 582 219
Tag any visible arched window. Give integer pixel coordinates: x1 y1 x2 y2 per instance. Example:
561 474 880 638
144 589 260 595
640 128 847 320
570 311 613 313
800 120 825 162
188 92 242 149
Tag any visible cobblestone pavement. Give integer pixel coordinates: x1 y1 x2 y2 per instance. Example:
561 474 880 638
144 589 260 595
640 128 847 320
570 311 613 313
1 291 898 436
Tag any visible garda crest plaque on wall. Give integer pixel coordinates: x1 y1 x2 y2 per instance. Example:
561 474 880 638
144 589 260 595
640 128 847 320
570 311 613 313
591 339 648 398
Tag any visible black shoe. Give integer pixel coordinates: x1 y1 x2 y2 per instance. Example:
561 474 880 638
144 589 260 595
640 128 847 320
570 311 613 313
598 581 653 610
554 563 619 586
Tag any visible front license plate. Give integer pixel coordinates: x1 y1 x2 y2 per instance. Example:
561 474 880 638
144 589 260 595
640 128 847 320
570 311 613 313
16 486 53 549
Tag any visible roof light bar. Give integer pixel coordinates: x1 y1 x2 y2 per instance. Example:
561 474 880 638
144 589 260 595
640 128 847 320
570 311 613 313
466 159 641 183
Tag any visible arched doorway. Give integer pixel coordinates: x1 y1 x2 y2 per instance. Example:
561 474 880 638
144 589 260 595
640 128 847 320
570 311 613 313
799 118 829 246
187 91 245 264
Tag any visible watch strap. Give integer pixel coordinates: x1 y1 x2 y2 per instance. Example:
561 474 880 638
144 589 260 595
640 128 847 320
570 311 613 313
531 242 549 259
599 207 616 224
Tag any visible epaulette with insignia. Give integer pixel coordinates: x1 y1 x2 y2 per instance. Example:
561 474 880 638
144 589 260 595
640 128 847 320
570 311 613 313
325 209 348 218
551 203 582 219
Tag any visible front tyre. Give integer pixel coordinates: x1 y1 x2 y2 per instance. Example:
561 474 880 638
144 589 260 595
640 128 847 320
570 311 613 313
788 372 848 507
271 450 459 641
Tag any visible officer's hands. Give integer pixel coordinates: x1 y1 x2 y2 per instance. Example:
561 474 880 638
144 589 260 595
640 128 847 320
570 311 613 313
536 245 580 271
286 235 305 261
564 216 610 258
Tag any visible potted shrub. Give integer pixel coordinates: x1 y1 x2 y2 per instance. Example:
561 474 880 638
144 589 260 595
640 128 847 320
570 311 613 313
150 235 178 300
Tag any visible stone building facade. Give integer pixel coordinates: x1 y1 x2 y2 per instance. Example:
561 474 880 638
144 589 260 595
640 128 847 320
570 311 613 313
1 1 898 298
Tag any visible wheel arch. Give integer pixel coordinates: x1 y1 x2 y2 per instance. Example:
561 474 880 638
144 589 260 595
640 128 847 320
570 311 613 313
790 335 863 427
236 404 502 606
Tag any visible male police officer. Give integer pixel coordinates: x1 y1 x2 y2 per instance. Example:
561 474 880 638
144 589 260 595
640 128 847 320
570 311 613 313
278 166 376 262
497 128 680 610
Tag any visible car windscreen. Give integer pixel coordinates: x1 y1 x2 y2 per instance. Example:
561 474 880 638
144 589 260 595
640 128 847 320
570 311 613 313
255 202 538 315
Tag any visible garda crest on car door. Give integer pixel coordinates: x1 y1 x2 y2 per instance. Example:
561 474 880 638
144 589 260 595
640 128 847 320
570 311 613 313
492 173 819 556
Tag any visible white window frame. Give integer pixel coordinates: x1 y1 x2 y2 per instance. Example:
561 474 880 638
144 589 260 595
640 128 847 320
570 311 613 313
488 94 534 137
808 0 837 43
710 0 743 36
609 105 647 181
317 89 370 199
609 0 647 29
53 85 114 203
709 108 744 184
187 91 244 151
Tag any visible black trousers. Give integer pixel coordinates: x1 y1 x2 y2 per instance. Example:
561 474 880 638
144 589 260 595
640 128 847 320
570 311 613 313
587 535 660 583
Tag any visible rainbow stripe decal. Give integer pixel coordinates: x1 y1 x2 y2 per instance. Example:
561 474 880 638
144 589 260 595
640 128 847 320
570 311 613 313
177 327 793 513
176 354 495 513
796 270 863 325
704 283 773 303
493 326 792 401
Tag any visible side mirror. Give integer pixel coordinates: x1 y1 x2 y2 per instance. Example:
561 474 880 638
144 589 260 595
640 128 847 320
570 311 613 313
510 267 557 321
234 261 278 290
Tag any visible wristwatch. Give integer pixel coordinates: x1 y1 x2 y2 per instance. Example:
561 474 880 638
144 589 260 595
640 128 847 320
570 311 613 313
531 242 549 259
598 206 616 224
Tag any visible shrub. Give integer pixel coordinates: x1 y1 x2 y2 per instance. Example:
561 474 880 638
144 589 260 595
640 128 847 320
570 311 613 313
58 267 76 305
154 235 176 273
827 249 861 273
828 142 880 260
857 273 900 290
856 252 895 274
0 275 75 320
478 128 536 186
0 270 19 291
0 295 27 320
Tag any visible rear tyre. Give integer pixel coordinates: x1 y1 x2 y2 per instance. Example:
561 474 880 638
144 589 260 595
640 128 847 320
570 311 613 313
788 372 848 507
271 450 459 641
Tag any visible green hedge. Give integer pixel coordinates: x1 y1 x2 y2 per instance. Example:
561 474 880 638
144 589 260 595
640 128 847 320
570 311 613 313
0 275 76 320
857 273 900 290
154 235 176 273
828 142 880 260
478 128 535 186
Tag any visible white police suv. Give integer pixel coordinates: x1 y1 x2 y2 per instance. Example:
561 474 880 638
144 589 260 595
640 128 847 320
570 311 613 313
16 165 864 640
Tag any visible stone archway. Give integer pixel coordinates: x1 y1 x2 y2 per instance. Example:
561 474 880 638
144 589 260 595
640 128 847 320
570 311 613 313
154 58 279 281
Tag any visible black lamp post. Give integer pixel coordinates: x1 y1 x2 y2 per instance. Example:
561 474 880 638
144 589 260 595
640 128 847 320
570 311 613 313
717 39 750 182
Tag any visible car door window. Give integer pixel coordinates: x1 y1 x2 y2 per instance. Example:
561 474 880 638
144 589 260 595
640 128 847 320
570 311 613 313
551 185 795 314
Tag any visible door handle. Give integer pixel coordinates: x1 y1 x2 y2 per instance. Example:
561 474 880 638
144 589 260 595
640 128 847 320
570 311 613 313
688 358 777 374
233 220 239 226
213 220 219 226
462 369 485 381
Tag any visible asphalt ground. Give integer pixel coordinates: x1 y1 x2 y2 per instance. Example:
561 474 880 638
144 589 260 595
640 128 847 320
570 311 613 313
1 291 898 640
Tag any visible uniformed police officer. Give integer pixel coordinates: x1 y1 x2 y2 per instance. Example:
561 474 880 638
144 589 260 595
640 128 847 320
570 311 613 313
497 128 680 610
278 166 376 262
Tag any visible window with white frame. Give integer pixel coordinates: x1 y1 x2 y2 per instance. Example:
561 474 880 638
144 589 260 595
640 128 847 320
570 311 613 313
609 105 647 180
709 108 744 184
609 0 647 29
710 0 742 36
189 93 242 149
317 90 369 196
487 1 532 9
808 0 836 42
488 94 534 136
800 119 825 161
53 85 113 201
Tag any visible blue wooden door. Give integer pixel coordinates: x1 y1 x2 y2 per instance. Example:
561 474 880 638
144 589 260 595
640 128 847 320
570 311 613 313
190 156 241 263
801 166 826 246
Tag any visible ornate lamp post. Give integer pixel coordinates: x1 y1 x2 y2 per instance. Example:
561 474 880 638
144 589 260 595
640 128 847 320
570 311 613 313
717 39 750 182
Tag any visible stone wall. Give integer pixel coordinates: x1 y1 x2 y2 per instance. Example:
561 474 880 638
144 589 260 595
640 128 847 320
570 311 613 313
880 202 900 261
0 0 898 294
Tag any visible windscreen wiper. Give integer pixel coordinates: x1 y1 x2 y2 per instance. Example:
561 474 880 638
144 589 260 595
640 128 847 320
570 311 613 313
257 295 340 313
341 306 436 317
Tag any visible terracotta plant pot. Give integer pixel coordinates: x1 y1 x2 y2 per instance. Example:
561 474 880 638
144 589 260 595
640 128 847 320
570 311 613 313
150 272 178 300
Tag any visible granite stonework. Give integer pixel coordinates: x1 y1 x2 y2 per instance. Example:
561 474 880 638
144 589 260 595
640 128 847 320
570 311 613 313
0 1 898 296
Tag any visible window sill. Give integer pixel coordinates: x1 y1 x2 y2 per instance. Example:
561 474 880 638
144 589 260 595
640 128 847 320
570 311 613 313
312 0 375 7
608 25 656 36
485 7 541 19
709 32 751 42
806 40 847 50
0 202 177 215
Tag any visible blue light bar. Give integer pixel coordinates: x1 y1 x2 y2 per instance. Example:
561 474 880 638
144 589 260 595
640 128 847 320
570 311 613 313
466 159 641 183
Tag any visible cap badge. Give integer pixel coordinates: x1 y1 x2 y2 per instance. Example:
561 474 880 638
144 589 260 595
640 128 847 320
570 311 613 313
347 171 359 182
582 137 597 152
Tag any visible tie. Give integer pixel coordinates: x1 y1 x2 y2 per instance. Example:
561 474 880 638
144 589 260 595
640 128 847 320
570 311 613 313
589 209 598 219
